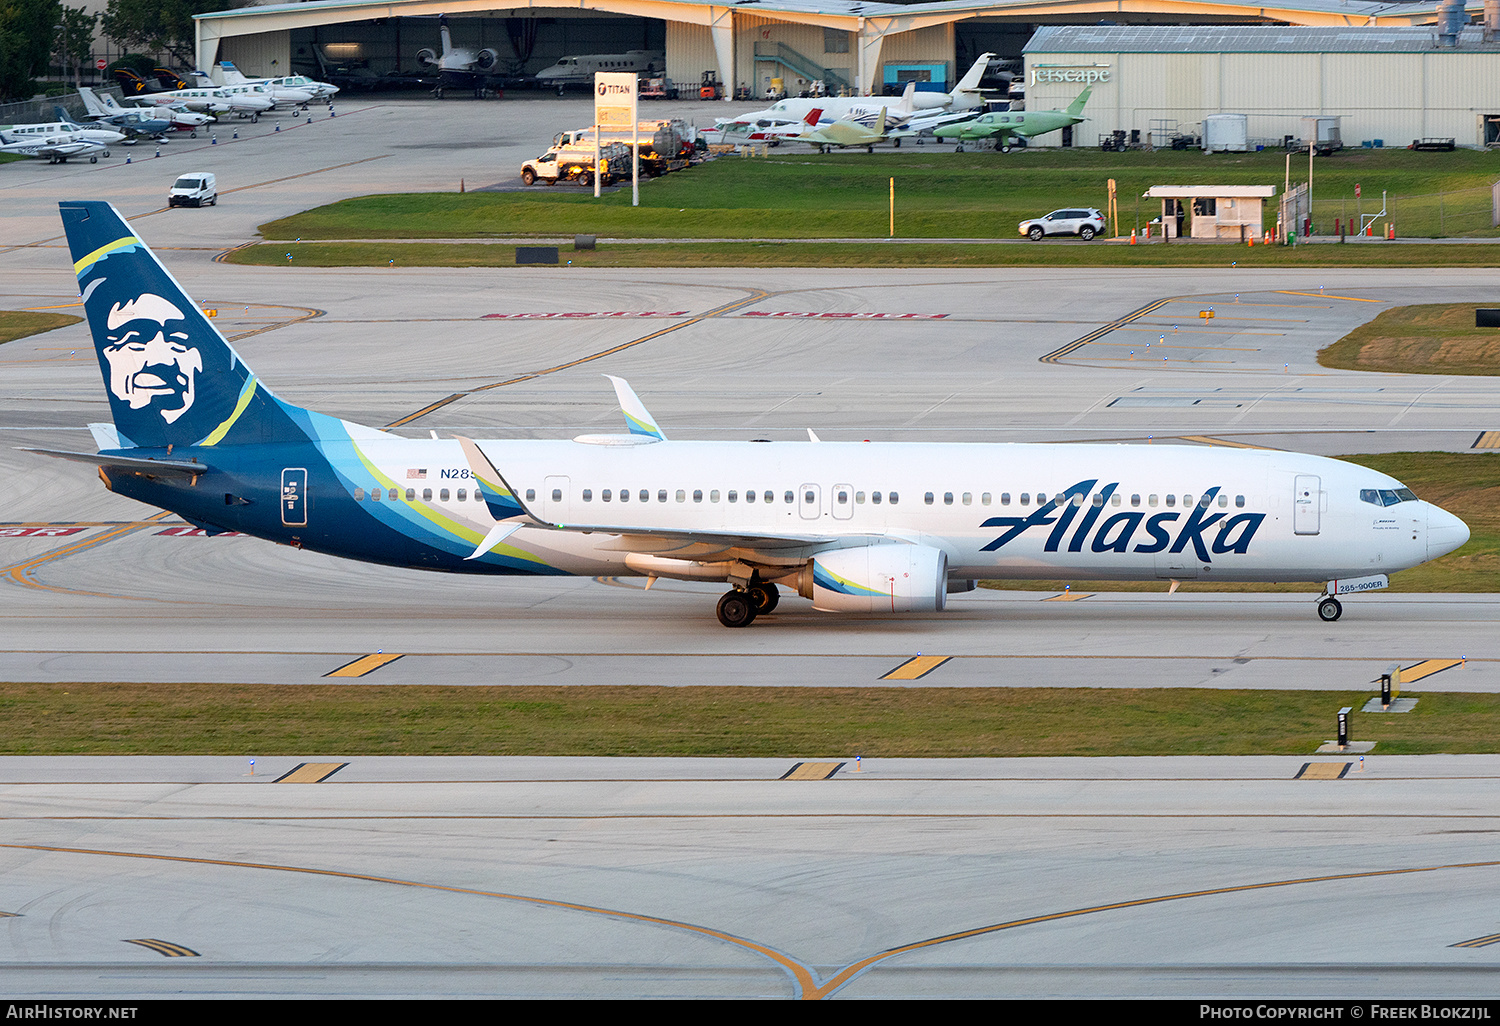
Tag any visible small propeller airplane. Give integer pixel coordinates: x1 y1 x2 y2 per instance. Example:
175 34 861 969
934 87 1092 152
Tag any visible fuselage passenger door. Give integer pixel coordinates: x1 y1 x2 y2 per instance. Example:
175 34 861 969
1294 475 1321 535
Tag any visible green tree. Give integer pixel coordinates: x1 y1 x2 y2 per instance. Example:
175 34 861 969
0 0 61 101
101 0 233 68
56 4 96 87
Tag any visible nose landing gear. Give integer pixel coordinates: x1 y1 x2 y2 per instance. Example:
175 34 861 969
1317 596 1343 622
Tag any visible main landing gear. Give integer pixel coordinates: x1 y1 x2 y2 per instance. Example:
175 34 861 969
716 582 779 628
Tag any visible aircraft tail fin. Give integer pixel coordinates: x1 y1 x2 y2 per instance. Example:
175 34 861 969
113 68 148 94
152 67 187 90
897 82 916 113
803 107 822 127
954 53 994 95
440 14 455 57
1065 86 1093 117
77 87 106 116
53 105 79 127
877 107 887 135
218 60 248 85
59 201 310 450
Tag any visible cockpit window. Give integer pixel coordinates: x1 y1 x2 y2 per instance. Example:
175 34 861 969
1360 488 1417 507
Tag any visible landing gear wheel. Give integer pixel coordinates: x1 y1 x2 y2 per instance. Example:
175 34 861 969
1318 597 1343 622
716 591 757 628
89 155 98 163
433 87 444 100
251 113 259 123
189 131 196 138
747 582 779 615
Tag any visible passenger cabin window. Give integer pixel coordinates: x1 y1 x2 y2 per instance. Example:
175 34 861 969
354 487 364 500
889 492 900 505
620 489 629 502
784 491 794 504
1235 495 1245 508
581 489 591 502
924 492 934 505
459 489 468 501
944 492 954 505
405 488 415 501
729 490 738 502
676 489 686 503
551 488 562 502
423 488 433 501
872 491 882 504
1165 494 1176 508
526 488 536 501
441 489 450 501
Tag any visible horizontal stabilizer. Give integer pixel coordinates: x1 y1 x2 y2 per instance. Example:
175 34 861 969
20 447 207 477
465 521 522 560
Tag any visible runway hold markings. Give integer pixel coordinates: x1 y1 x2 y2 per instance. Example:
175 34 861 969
1473 431 1500 450
1452 932 1500 948
741 311 949 320
881 655 951 680
482 311 690 319
1043 591 1092 602
124 938 199 957
1176 435 1283 450
1274 290 1384 304
274 763 349 784
387 289 771 428
325 653 404 678
1040 297 1176 364
1296 762 1350 780
1399 658 1464 684
781 762 845 781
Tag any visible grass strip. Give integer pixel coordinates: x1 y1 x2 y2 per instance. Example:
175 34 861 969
1319 303 1500 376
223 240 1500 269
1 683 1494 757
0 310 83 344
259 148 1500 242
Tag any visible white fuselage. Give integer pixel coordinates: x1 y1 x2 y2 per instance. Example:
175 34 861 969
335 437 1464 585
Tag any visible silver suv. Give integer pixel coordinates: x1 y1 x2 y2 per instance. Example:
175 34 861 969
1019 208 1105 241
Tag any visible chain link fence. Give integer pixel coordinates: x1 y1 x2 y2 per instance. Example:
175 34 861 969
0 86 127 126
1307 181 1500 239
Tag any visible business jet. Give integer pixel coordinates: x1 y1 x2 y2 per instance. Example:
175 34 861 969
743 52 995 129
32 202 1470 627
418 14 502 98
534 49 663 93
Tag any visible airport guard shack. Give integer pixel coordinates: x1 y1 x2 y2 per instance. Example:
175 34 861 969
1145 185 1276 240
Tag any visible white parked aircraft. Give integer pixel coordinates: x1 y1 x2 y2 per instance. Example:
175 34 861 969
535 50 663 93
740 52 995 129
134 86 270 119
0 130 105 162
2 116 123 151
39 201 1472 628
215 61 338 102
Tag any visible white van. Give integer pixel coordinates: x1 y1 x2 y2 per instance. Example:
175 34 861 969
169 172 217 207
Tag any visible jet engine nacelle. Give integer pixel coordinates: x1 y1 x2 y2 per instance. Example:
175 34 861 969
475 48 498 71
416 48 438 68
797 544 949 613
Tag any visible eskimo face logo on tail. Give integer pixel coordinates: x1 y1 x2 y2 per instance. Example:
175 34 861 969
102 293 202 424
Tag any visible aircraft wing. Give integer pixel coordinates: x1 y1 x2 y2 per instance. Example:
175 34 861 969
454 435 898 564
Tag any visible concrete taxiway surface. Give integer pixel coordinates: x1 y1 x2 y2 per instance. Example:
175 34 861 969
4 755 1500 999
3 97 1498 999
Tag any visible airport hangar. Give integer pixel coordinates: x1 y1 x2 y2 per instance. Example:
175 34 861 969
192 0 1479 105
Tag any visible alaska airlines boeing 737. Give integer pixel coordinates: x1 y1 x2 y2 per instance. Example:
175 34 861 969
30 202 1470 627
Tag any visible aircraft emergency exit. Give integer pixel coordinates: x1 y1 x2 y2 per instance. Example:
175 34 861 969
31 202 1470 627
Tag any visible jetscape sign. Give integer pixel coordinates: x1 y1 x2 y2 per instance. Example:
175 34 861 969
1031 64 1111 86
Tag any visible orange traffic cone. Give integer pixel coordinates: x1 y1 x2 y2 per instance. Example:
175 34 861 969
1130 230 1137 245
